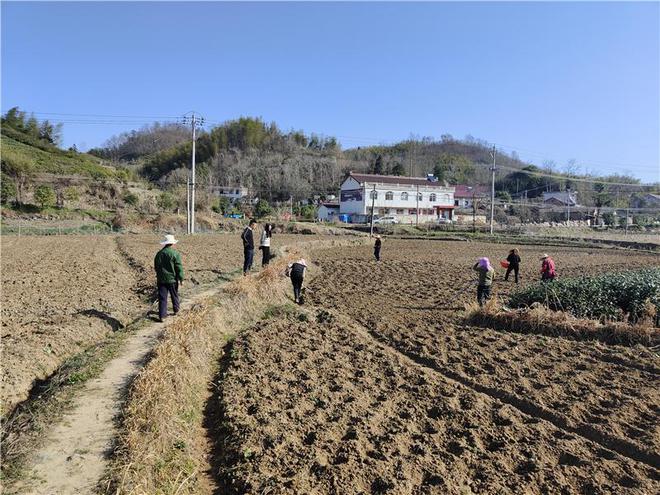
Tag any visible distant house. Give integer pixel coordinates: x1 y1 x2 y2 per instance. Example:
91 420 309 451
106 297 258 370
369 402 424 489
543 191 578 207
631 193 660 208
339 172 455 223
453 185 489 208
317 202 340 222
211 186 249 202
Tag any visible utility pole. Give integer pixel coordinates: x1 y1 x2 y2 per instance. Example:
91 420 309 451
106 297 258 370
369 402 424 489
472 189 477 233
369 184 376 237
489 145 497 235
566 186 571 223
416 184 420 227
182 112 205 234
186 173 191 233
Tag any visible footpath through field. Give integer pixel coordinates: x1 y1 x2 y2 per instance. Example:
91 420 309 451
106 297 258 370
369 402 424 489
11 285 223 495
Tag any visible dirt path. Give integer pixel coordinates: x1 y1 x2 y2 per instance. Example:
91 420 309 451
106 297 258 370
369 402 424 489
13 286 222 495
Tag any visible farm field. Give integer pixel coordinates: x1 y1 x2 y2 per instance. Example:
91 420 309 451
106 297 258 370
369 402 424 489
0 232 313 415
217 239 660 493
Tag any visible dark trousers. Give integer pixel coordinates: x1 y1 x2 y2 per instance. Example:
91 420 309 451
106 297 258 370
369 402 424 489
477 285 491 307
505 265 519 283
158 283 180 319
291 273 304 302
243 248 254 274
374 247 381 261
261 246 271 267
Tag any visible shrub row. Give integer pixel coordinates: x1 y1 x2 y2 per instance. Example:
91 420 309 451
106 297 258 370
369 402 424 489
509 268 660 325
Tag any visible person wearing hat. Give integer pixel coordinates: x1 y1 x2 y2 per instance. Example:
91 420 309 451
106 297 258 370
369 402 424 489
374 235 382 262
154 234 184 322
241 219 257 275
473 257 495 307
540 253 556 282
286 258 307 304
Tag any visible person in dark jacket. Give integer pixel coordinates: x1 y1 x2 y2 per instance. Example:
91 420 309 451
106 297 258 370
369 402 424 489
241 219 256 275
259 223 273 267
504 248 521 283
154 234 184 322
286 258 307 304
374 235 382 261
473 257 494 307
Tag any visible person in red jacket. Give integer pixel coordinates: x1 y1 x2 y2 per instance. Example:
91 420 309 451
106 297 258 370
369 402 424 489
540 253 556 282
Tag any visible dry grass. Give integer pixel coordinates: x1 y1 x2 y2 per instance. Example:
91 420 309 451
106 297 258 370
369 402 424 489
106 237 367 494
464 302 660 347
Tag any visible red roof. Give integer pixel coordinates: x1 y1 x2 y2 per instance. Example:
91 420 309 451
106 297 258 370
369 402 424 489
347 173 450 188
454 185 489 198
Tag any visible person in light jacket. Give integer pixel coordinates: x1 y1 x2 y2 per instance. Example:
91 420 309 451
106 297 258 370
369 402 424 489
259 223 273 267
473 257 494 307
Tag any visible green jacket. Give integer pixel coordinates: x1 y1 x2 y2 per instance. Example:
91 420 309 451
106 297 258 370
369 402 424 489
473 264 494 287
154 246 184 285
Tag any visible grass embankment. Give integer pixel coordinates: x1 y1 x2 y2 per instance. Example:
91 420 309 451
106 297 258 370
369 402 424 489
1 134 126 179
466 269 660 346
106 239 366 494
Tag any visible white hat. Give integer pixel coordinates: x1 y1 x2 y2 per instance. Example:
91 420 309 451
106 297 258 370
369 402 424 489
160 234 179 245
298 258 308 267
540 253 549 259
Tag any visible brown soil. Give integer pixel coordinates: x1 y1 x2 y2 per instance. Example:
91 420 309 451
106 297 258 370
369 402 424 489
210 239 659 493
0 232 316 416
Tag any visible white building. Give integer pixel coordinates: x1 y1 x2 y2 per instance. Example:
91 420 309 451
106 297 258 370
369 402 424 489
340 172 455 223
211 186 249 202
317 202 340 222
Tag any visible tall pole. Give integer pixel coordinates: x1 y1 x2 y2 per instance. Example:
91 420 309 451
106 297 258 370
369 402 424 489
472 190 476 233
186 173 191 233
489 145 496 235
566 187 571 223
369 184 376 237
416 184 419 227
190 112 196 234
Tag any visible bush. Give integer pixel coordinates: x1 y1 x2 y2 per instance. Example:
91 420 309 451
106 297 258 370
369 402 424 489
509 269 660 325
34 184 56 208
1 175 16 204
254 199 271 218
212 196 230 215
122 190 139 207
157 191 176 211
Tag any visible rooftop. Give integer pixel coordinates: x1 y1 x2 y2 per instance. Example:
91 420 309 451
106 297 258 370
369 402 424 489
347 172 451 188
454 185 490 197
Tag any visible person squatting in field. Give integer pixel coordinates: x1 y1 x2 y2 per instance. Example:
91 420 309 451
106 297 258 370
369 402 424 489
374 235 382 261
286 258 307 304
504 248 521 283
540 253 556 282
154 234 184 323
473 257 494 307
241 219 256 275
259 223 273 267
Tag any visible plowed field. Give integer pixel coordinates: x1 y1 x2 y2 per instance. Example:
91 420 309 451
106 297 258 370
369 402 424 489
1 232 302 415
217 239 660 494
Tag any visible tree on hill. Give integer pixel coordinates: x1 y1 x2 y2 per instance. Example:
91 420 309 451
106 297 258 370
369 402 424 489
1 107 62 146
34 185 56 209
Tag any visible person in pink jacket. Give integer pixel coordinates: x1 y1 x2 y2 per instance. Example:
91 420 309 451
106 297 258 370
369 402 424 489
540 254 556 282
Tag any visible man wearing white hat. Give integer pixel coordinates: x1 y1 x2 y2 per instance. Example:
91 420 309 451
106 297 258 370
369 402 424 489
154 234 184 322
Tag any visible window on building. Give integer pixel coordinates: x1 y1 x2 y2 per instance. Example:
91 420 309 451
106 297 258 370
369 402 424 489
378 208 386 215
396 209 404 214
401 192 408 201
454 199 459 206
370 190 378 199
385 191 394 200
409 209 417 215
429 193 437 202
417 192 423 201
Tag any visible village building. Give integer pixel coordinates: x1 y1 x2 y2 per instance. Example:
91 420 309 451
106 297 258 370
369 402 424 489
453 185 490 208
317 202 340 222
542 191 579 207
339 172 455 223
210 185 249 202
631 193 660 208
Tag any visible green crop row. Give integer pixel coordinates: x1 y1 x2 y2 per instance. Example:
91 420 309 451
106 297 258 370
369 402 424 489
509 268 660 325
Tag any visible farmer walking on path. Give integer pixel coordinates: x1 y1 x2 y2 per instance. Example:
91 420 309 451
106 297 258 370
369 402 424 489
374 235 382 262
473 257 494 307
242 219 256 275
504 248 521 283
540 253 556 282
286 258 307 304
259 223 273 267
154 234 184 323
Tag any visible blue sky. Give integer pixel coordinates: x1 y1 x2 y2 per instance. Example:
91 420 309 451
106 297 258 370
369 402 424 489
2 1 659 182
